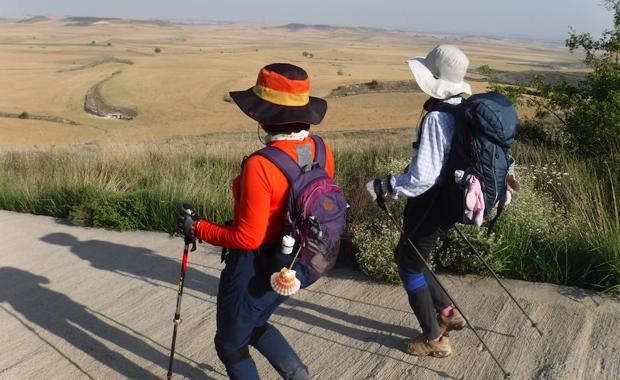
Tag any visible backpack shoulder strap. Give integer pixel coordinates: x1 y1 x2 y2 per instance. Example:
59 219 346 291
431 103 459 115
254 146 301 183
414 99 462 149
310 135 327 168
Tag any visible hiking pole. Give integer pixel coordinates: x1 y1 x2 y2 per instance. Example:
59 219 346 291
453 225 543 337
373 187 511 379
166 215 197 379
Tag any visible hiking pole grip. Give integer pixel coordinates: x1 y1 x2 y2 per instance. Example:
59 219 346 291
379 201 511 379
180 203 201 252
454 225 543 337
167 243 190 380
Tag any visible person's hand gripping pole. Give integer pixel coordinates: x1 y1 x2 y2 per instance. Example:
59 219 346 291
178 203 203 251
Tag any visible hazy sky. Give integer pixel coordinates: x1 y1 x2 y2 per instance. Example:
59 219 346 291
0 0 613 40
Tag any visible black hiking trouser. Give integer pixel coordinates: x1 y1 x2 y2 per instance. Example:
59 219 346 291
394 186 454 340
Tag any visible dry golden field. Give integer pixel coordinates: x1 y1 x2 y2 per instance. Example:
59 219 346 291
0 18 580 149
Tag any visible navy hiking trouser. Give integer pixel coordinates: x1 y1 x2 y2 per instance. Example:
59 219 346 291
394 186 454 340
214 247 309 380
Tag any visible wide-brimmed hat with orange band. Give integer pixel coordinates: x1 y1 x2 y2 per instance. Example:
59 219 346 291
229 63 327 126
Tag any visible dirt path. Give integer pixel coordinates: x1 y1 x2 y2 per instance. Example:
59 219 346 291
0 210 618 380
84 70 138 120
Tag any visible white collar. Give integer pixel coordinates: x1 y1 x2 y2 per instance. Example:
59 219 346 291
265 130 310 143
443 97 463 105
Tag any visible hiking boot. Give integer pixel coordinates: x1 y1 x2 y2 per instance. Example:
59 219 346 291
439 308 466 336
404 335 452 358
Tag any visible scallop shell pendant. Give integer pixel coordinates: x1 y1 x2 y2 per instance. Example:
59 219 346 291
270 268 301 296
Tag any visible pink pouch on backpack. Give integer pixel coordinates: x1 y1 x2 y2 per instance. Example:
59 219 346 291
464 175 485 227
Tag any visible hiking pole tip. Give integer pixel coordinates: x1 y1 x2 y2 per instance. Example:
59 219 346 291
454 225 543 338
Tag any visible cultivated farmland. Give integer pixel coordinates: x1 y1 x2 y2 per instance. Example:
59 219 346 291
0 18 580 149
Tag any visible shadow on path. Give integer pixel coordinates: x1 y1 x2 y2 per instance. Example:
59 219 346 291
279 298 420 349
0 267 212 379
40 232 219 297
36 232 462 378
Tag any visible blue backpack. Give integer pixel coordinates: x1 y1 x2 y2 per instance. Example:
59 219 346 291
255 135 348 287
436 92 518 231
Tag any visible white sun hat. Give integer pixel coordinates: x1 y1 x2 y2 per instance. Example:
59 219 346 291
407 45 472 99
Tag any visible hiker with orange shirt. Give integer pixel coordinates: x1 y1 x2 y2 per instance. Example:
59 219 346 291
178 63 339 380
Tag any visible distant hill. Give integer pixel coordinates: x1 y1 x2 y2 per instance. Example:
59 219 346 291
279 23 388 34
17 16 51 24
131 19 173 27
329 80 421 97
64 17 121 26
471 67 587 87
62 16 173 27
280 23 337 32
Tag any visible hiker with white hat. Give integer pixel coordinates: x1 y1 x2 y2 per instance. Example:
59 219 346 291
365 45 472 357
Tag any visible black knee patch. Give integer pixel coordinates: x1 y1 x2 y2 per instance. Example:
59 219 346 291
249 323 272 346
215 344 250 366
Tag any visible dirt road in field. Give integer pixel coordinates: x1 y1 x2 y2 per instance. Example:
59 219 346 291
0 210 618 379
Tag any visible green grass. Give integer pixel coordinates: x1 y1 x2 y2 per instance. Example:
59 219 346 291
348 139 619 293
0 132 617 292
0 145 239 233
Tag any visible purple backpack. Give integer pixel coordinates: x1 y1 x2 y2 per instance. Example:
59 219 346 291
255 135 347 287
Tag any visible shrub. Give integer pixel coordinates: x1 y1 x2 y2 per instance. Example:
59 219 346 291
154 47 162 53
366 79 379 89
478 64 498 78
351 169 562 283
349 155 408 283
352 217 401 283
462 166 569 283
348 149 619 292
18 111 29 119
494 1 620 157
337 68 344 76
516 118 571 146
434 226 506 275
95 193 146 230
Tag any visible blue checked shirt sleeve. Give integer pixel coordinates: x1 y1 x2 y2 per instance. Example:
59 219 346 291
390 111 455 198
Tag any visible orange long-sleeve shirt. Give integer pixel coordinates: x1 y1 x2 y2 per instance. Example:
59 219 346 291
195 136 335 250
